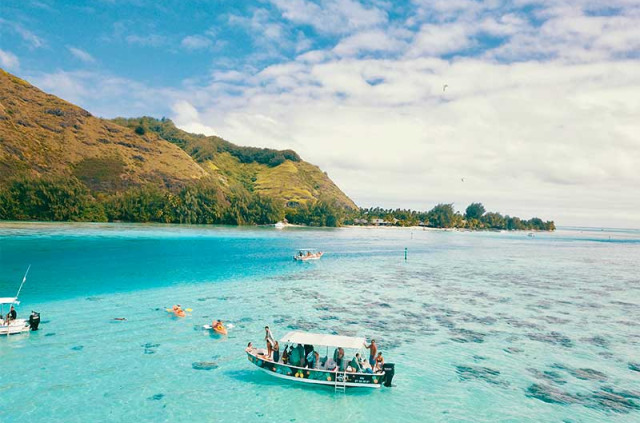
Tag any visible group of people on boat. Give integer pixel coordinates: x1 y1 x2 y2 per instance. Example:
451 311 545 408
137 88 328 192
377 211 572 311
257 326 385 373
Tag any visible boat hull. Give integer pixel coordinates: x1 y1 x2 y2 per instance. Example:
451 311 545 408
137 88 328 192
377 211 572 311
0 319 29 336
293 253 323 261
247 351 383 388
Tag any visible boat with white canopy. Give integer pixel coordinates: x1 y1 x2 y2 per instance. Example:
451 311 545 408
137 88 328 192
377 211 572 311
293 249 323 261
1 266 40 336
246 330 395 390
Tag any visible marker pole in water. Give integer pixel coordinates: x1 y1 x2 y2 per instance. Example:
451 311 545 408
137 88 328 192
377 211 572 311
404 248 407 261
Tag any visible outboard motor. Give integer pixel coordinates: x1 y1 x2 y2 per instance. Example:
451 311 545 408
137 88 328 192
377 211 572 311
383 363 395 387
28 311 40 331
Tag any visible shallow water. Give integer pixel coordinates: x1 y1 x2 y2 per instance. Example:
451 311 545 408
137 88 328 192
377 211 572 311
1 223 639 422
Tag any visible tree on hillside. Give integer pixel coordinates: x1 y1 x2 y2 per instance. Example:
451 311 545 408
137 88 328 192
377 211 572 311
465 202 486 220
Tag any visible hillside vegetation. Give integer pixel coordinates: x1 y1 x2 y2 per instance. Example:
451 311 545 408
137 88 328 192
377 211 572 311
111 117 356 210
0 69 356 225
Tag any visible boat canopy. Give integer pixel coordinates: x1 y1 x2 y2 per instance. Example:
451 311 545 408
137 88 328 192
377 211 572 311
0 297 19 305
280 331 365 350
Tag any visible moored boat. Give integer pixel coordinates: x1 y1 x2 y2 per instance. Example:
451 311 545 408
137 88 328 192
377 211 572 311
0 298 30 335
293 249 324 261
1 266 38 336
246 331 395 389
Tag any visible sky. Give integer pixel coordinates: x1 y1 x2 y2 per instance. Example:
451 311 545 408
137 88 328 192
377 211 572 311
1 0 639 228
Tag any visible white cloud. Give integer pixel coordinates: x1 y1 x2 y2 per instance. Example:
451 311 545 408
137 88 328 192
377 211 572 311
0 18 44 48
126 34 167 47
333 29 408 56
407 23 473 57
0 49 19 70
181 35 212 50
171 100 218 136
271 0 388 34
67 47 96 63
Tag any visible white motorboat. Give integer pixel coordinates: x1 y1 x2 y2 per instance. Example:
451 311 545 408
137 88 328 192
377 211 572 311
246 330 395 390
1 266 39 336
274 221 286 229
0 297 30 335
293 249 324 261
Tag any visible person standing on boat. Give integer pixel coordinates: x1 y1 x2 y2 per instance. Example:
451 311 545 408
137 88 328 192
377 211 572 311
265 326 275 358
364 339 377 367
272 341 280 363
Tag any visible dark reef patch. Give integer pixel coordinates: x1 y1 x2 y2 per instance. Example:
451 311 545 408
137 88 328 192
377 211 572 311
587 387 640 413
148 393 164 401
71 345 84 351
581 335 609 348
450 328 486 343
455 365 506 386
142 342 160 355
525 383 579 405
527 332 573 348
192 361 219 371
527 368 567 385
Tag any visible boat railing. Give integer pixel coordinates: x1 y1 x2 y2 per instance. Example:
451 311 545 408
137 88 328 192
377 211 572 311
247 349 385 377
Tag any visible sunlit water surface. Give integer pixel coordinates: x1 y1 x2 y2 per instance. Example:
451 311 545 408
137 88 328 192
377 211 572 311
1 223 638 422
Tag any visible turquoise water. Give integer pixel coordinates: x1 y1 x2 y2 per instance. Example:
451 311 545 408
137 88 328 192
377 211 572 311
1 223 639 422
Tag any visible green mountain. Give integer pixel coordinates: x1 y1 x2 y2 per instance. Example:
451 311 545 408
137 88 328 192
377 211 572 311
110 117 356 209
0 69 356 224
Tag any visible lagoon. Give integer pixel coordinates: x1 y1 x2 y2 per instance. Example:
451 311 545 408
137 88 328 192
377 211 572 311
1 223 639 422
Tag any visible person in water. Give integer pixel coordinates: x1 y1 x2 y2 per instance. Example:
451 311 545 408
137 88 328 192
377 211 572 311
5 305 17 323
364 339 377 367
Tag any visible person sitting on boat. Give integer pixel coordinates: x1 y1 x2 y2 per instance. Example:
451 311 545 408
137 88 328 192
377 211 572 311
281 345 289 364
359 357 374 374
5 305 17 323
296 344 306 367
349 353 362 373
245 342 253 352
305 349 318 368
375 352 385 372
364 339 377 367
213 320 224 330
324 356 337 371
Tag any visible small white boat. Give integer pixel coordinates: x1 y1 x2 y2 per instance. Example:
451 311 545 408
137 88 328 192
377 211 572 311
1 266 39 336
293 249 324 261
0 298 30 335
246 330 395 390
274 222 286 229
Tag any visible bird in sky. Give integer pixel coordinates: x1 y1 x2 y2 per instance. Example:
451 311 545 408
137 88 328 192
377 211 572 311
443 84 448 92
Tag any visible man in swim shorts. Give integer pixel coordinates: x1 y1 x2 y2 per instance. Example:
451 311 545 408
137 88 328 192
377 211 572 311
364 339 377 367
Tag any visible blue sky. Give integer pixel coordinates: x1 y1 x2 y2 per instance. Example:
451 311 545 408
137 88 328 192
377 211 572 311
2 0 640 227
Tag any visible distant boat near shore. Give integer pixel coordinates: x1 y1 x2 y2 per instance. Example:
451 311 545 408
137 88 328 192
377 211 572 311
274 222 286 229
293 249 323 261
